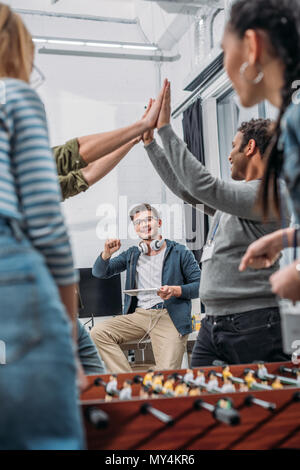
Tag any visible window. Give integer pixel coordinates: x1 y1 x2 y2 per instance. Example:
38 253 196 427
217 89 266 181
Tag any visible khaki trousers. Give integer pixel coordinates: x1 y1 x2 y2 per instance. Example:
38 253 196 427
90 308 188 373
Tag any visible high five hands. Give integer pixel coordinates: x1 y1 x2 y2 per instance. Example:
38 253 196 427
141 79 171 145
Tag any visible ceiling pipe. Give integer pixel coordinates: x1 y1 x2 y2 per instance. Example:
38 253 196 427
33 36 159 51
209 8 223 49
13 8 138 25
38 48 181 62
143 1 223 13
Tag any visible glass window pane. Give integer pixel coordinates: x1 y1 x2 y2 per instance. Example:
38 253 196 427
217 90 262 180
264 101 279 120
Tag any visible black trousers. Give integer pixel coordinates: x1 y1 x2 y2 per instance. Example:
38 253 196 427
191 307 290 367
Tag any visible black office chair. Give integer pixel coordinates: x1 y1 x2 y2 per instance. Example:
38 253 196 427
78 268 122 330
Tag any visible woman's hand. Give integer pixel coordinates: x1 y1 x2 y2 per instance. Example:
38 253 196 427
269 261 300 302
141 99 155 145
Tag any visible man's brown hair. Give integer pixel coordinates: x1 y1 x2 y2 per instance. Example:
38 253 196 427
129 203 160 221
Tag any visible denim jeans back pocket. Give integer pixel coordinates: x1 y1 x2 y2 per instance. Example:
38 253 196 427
0 271 41 364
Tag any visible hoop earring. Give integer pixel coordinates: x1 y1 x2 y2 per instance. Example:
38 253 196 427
240 61 264 85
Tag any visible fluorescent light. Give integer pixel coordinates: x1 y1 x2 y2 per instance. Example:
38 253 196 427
123 44 158 51
33 37 159 52
48 39 85 46
85 42 122 48
33 38 47 43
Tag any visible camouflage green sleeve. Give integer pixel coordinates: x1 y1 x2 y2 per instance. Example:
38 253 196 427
52 138 89 200
58 172 89 200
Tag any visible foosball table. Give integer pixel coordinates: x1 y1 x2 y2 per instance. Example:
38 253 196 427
80 361 300 450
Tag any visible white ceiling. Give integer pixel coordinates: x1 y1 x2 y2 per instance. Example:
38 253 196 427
9 0 137 17
8 0 223 55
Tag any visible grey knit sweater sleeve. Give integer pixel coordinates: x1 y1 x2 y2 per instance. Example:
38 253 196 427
156 124 269 222
145 139 216 217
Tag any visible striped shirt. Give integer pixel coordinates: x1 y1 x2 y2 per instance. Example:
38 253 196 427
0 78 76 285
136 247 165 309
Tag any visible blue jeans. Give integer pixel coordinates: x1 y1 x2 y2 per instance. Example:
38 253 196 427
191 307 290 367
0 218 85 450
77 319 106 375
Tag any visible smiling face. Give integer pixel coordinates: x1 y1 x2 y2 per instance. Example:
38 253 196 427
132 210 161 241
228 131 249 181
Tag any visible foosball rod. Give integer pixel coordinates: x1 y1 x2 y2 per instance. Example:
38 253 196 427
250 382 272 391
133 375 143 384
244 395 276 411
244 370 272 390
215 372 244 384
128 403 175 450
200 382 223 393
194 399 240 426
260 373 298 386
264 369 300 386
216 369 272 390
279 366 299 376
170 372 222 394
140 403 174 426
84 377 107 393
170 374 218 393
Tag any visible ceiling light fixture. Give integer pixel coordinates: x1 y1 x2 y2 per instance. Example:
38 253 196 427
86 42 121 48
47 39 85 46
33 37 159 52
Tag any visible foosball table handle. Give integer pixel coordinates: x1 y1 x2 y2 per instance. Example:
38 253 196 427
140 403 174 426
94 378 107 387
293 392 300 402
85 406 109 429
133 375 144 384
244 394 276 411
83 377 107 393
279 366 299 376
194 399 240 426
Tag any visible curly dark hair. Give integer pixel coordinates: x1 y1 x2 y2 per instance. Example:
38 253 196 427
227 0 300 218
237 118 274 157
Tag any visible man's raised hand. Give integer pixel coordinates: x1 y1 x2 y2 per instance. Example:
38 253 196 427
142 79 169 130
102 239 121 260
157 80 171 130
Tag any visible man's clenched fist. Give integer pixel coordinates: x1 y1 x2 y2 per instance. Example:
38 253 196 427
102 239 121 260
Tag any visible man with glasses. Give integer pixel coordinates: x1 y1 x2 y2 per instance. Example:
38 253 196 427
90 203 201 373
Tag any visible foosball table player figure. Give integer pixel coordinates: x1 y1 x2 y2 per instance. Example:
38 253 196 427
105 374 118 402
